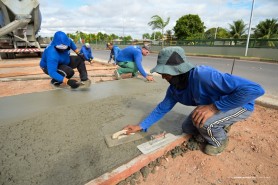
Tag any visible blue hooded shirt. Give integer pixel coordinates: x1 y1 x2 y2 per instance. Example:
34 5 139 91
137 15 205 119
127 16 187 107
109 45 121 63
80 45 94 61
116 46 147 77
139 65 265 131
40 31 77 82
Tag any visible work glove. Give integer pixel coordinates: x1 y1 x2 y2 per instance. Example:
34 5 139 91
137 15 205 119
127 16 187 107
67 79 80 89
88 58 93 64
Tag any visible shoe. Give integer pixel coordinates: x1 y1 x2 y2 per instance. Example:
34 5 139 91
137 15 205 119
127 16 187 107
224 125 232 133
204 138 229 156
80 79 91 87
50 79 61 87
114 70 121 80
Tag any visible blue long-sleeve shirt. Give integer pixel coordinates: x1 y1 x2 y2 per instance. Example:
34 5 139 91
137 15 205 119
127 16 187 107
40 31 77 82
139 65 265 131
80 45 94 61
116 46 147 77
109 45 121 64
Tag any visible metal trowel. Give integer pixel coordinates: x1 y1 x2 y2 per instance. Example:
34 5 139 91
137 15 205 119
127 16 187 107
137 132 178 154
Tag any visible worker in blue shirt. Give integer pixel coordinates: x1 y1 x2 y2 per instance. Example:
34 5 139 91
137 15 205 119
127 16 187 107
80 43 94 64
40 31 90 89
124 47 265 156
114 45 154 81
106 42 121 64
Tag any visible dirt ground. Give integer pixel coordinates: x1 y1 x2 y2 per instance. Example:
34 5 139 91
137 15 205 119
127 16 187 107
0 57 277 185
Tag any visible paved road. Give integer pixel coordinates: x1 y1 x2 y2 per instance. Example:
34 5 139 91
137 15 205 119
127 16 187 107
93 49 278 97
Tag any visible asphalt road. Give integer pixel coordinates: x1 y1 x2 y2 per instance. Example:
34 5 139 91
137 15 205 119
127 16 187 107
93 49 278 97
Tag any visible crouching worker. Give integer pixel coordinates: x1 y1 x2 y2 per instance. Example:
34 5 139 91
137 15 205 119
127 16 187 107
80 43 94 64
114 45 154 81
40 31 90 89
124 46 265 156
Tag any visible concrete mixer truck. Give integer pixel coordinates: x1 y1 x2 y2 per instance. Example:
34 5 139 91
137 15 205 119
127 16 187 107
0 0 50 59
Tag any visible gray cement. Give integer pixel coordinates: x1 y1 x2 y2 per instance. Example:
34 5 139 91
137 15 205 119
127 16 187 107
0 77 194 185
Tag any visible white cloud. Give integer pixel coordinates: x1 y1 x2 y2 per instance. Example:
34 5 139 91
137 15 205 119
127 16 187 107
38 0 278 39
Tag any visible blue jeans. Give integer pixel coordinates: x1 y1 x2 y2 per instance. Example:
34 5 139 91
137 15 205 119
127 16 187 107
182 107 252 147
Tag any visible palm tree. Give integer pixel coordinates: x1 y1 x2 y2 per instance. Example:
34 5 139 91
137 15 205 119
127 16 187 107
254 18 278 47
165 30 172 40
148 15 170 47
254 18 278 39
228 19 247 39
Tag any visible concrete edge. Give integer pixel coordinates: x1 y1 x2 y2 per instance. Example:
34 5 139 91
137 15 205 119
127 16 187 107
85 134 191 185
256 99 278 110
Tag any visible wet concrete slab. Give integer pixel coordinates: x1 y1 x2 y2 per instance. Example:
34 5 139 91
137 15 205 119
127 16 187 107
0 77 194 185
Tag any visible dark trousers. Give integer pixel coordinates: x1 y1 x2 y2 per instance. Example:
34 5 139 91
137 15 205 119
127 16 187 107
42 56 88 82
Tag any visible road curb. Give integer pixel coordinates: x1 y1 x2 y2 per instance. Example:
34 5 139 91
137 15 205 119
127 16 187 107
186 54 277 63
85 134 191 185
256 97 278 110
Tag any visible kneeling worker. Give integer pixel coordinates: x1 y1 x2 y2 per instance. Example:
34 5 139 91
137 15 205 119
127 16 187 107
114 45 154 81
40 31 90 89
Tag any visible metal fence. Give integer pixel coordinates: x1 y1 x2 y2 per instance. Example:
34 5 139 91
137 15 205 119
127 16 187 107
88 39 278 49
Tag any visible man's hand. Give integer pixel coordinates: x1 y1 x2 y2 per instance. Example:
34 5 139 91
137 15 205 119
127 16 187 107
67 79 80 89
123 125 142 134
146 75 154 81
192 104 219 128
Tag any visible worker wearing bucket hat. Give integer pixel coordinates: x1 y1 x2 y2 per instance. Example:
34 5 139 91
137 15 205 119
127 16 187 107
124 46 264 156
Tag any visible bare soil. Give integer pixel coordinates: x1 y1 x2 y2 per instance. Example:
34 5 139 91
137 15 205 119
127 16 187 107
0 57 277 185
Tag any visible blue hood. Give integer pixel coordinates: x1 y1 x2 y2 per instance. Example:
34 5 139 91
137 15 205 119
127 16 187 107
51 31 70 46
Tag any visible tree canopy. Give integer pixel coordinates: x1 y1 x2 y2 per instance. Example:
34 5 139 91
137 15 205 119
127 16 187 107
228 19 247 39
148 15 170 46
173 14 205 40
204 27 230 39
254 18 278 39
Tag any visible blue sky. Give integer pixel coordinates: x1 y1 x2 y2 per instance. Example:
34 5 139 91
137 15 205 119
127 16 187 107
39 0 278 39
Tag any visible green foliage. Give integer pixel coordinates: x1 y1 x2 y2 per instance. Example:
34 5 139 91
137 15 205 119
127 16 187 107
228 19 247 39
148 15 170 31
151 31 162 40
142 33 151 39
173 14 205 40
165 30 173 41
204 27 230 39
148 15 170 47
67 32 130 43
254 18 278 39
120 35 132 42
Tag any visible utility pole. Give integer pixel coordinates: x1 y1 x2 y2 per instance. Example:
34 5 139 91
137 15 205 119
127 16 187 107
214 27 218 39
245 0 255 56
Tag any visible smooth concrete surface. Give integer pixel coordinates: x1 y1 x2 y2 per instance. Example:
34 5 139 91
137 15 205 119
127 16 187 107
0 77 193 185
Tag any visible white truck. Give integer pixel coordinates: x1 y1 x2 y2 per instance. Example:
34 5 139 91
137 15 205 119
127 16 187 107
0 0 50 59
